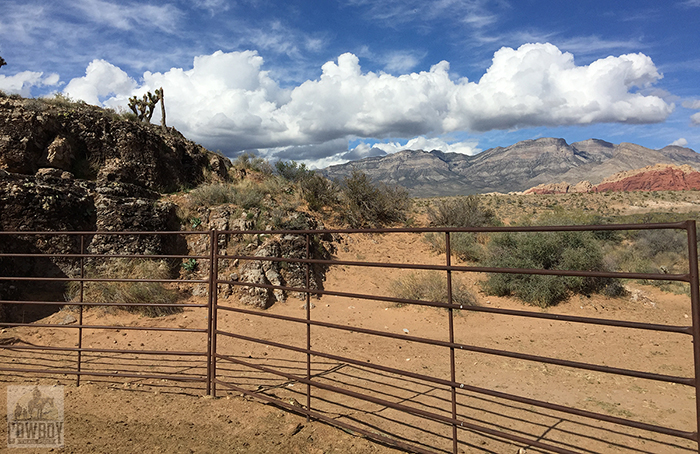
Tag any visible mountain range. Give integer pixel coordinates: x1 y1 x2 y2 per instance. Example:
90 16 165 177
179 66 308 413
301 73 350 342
321 138 700 197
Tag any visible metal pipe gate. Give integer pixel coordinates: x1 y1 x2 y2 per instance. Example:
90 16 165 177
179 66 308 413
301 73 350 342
1 221 698 453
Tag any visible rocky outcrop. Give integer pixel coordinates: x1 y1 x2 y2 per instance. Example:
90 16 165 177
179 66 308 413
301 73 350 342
594 165 700 192
0 95 230 191
0 94 233 320
524 181 592 195
521 164 700 195
181 203 335 309
0 170 181 305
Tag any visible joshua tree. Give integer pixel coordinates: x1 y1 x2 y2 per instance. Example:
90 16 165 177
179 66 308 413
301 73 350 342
156 87 166 129
128 87 166 129
0 56 6 69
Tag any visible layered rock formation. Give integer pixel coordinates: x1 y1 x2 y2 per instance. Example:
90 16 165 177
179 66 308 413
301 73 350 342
594 164 700 192
523 164 700 194
0 94 230 317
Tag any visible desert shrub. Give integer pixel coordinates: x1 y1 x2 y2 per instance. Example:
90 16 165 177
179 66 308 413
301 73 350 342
233 153 273 175
23 98 46 112
481 231 623 307
186 182 265 210
119 111 139 122
390 271 477 307
524 208 619 241
339 170 410 228
634 229 688 258
301 174 339 212
188 183 238 207
427 195 499 228
607 227 690 293
44 92 84 108
424 196 500 261
275 160 313 183
233 185 266 210
424 232 482 262
66 259 181 317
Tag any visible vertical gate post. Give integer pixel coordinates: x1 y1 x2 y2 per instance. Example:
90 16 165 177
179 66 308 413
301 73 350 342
686 220 700 452
207 230 219 396
445 232 458 454
305 233 312 419
76 234 85 387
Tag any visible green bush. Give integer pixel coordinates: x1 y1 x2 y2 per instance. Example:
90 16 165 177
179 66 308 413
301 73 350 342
424 232 482 262
390 271 477 307
339 170 410 228
43 92 84 108
188 183 238 207
424 196 500 261
301 174 339 212
66 259 181 317
234 186 266 210
481 231 624 307
275 160 313 183
427 195 500 228
233 153 273 175
187 183 265 210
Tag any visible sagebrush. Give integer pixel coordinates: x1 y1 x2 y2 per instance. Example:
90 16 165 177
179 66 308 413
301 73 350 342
390 271 477 307
339 170 410 228
481 231 625 307
66 259 181 317
424 196 500 261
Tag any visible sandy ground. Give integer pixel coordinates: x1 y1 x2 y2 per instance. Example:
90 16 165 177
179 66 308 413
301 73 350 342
0 231 697 454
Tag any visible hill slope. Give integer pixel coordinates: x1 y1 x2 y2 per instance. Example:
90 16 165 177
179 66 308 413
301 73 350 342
322 138 700 197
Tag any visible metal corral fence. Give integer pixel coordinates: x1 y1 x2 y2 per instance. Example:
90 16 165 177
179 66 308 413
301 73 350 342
0 230 213 390
1 222 699 454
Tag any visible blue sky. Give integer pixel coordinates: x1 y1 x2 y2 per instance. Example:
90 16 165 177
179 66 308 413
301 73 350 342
1 0 700 168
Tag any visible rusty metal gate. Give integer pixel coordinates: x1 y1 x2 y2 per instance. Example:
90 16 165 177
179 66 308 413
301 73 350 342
1 222 699 453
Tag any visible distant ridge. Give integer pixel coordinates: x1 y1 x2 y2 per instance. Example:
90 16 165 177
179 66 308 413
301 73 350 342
321 138 700 197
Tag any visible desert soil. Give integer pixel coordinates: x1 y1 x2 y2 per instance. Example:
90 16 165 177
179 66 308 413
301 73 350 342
0 230 697 454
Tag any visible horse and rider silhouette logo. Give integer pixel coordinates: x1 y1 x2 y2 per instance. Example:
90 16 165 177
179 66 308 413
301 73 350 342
9 386 61 421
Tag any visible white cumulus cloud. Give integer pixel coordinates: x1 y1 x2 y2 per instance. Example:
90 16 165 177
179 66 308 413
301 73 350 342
61 43 673 164
0 71 60 96
445 43 672 131
64 59 137 105
671 138 688 147
354 136 481 156
692 112 700 127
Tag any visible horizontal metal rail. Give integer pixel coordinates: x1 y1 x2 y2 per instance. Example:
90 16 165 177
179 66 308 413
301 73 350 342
0 366 205 382
0 253 210 260
216 306 692 386
0 230 205 235
2 223 698 453
221 253 691 282
219 280 693 334
0 300 208 308
213 325 695 441
0 323 207 333
0 345 207 356
0 276 209 283
212 221 692 235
